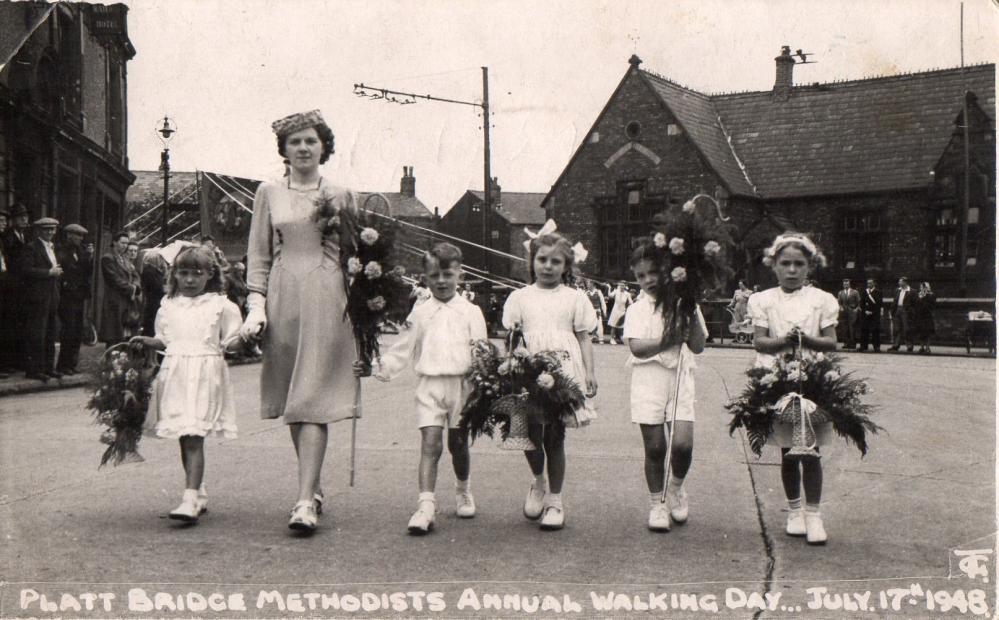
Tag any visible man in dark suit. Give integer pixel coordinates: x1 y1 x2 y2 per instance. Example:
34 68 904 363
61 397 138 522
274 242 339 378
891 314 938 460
1 203 31 371
99 231 137 347
56 223 93 375
888 277 915 352
836 279 861 349
858 278 884 352
19 218 63 381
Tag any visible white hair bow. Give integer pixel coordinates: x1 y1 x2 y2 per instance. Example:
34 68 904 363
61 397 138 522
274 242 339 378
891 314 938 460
522 218 588 264
523 218 558 253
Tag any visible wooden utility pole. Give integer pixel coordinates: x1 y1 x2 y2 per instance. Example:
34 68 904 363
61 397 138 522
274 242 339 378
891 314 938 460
353 70 494 273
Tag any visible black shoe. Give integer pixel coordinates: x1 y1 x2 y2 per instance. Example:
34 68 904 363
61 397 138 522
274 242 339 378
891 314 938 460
46 370 64 379
25 373 50 382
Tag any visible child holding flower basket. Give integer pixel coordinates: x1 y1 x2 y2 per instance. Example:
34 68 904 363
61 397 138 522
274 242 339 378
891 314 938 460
501 229 598 530
732 233 880 545
130 246 243 523
359 243 487 535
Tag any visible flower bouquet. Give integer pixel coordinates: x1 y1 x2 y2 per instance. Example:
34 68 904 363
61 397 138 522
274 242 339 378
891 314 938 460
460 333 585 449
314 190 410 367
86 343 157 467
725 352 882 458
649 194 735 342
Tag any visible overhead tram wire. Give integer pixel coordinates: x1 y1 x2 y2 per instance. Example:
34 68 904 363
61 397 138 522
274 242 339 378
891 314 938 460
397 241 525 288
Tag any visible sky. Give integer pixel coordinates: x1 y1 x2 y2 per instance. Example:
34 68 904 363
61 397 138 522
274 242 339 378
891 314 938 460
124 0 999 214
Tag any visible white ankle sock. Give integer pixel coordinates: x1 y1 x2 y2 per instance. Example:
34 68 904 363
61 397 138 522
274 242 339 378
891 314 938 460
788 497 802 511
546 492 562 508
418 491 435 504
533 473 547 489
649 492 662 506
668 474 685 494
455 479 470 493
805 503 820 514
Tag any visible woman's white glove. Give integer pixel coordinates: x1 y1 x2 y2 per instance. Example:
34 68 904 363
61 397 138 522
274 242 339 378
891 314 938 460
240 292 267 341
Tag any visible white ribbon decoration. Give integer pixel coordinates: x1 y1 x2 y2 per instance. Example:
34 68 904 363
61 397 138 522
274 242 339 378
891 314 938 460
522 218 589 264
772 392 818 417
522 218 558 253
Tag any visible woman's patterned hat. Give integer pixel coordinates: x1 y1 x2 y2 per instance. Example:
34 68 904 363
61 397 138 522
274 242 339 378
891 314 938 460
271 110 326 137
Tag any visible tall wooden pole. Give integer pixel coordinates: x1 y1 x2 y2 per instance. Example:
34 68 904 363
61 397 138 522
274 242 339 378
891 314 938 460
160 147 170 246
957 2 971 291
482 66 492 275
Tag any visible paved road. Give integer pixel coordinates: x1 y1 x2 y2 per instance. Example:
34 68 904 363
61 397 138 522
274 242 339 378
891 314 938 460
1 344 994 618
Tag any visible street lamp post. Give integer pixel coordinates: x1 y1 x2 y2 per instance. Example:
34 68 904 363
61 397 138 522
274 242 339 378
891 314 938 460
156 116 176 247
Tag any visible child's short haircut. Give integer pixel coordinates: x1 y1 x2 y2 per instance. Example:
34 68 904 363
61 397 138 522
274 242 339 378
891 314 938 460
424 242 462 270
167 246 224 297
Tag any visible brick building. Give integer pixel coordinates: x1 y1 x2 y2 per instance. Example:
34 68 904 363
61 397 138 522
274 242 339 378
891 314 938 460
359 166 438 276
1 2 135 327
438 180 546 282
542 50 996 300
1 1 134 232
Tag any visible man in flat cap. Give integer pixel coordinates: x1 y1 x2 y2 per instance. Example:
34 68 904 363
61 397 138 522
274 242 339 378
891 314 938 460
19 217 63 381
1 203 31 372
56 223 93 375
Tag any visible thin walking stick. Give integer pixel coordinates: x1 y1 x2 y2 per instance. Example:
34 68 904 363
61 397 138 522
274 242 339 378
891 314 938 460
350 341 362 487
660 353 685 504
661 302 685 505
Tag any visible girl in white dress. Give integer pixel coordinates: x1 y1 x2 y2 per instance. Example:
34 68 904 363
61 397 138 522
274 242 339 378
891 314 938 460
502 232 598 531
132 247 242 524
746 233 838 545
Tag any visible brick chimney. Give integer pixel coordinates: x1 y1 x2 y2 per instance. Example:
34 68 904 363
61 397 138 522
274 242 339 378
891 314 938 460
773 45 794 100
489 177 501 206
400 166 415 197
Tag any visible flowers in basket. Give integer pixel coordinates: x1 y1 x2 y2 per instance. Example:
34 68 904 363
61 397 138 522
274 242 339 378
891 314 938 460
86 343 157 467
314 190 410 367
459 339 584 448
725 352 882 458
648 194 735 341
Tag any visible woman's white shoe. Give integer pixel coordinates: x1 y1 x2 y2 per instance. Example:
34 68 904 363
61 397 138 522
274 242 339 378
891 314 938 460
805 512 827 545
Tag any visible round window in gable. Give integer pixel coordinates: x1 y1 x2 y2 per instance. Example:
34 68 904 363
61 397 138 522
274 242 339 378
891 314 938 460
625 121 642 140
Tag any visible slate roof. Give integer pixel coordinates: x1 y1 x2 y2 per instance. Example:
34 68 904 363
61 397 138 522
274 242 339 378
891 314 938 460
358 192 435 220
640 64 995 199
640 74 757 196
126 171 199 206
470 190 547 225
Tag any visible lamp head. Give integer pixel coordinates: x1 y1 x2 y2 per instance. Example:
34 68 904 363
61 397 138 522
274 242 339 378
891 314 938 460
156 116 176 144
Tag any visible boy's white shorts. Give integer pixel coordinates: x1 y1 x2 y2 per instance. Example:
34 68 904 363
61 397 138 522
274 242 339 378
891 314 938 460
415 375 470 429
630 363 696 424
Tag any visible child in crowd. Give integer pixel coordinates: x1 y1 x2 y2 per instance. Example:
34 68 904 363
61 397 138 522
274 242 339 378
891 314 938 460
747 233 838 544
360 242 487 535
131 246 242 523
502 232 598 530
623 242 706 531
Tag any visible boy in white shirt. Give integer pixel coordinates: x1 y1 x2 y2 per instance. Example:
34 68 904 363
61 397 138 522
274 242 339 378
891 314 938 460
360 242 487 534
623 243 706 532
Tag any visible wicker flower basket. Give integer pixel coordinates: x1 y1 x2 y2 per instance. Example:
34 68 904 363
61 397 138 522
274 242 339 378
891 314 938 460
777 396 829 458
490 394 537 451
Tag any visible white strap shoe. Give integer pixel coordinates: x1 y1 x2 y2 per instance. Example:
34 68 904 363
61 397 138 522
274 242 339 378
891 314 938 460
647 503 671 532
455 492 476 518
523 483 546 520
805 512 827 545
288 500 318 533
539 504 565 530
786 510 806 536
169 489 202 523
666 487 688 524
407 500 436 535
